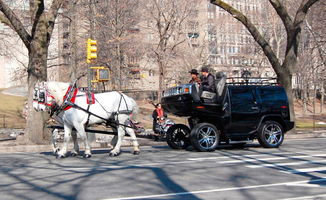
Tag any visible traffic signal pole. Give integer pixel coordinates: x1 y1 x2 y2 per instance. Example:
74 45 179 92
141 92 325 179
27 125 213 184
88 0 95 91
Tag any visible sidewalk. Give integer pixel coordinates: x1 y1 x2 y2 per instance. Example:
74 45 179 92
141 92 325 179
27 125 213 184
0 137 166 154
0 130 325 154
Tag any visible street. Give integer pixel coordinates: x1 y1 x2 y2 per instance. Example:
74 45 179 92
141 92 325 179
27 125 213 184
0 137 326 200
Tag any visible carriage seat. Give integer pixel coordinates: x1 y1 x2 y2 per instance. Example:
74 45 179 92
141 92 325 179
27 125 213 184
215 71 227 103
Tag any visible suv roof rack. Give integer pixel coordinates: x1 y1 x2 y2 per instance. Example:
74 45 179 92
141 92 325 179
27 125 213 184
226 77 278 86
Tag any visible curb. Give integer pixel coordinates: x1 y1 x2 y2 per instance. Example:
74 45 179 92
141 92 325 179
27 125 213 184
285 132 326 139
0 137 166 154
0 132 325 154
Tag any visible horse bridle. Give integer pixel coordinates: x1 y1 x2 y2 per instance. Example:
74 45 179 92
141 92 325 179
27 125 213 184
33 82 58 114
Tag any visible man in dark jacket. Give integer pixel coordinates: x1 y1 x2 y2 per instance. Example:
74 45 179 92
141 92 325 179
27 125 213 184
200 66 216 93
188 69 201 84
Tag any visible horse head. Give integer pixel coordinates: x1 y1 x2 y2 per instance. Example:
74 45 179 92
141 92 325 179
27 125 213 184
33 81 57 112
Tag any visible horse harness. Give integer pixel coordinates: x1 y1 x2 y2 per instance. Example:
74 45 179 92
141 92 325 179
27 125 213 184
34 83 136 130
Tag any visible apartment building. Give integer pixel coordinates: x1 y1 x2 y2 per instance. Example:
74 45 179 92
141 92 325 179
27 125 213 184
189 0 274 78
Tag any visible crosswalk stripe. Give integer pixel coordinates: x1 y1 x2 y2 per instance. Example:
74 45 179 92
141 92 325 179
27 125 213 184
218 154 326 164
103 178 326 200
246 160 326 168
187 151 325 162
283 166 326 174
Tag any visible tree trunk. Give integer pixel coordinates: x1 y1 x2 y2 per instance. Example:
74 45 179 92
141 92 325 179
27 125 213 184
321 84 324 113
25 41 50 144
158 59 165 101
278 71 295 122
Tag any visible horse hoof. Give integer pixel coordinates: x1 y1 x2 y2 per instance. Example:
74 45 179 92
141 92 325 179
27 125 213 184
109 152 120 157
56 154 65 159
133 151 140 155
71 152 78 157
53 149 60 156
83 154 92 158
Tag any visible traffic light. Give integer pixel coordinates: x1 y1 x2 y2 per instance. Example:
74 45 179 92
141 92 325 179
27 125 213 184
90 66 110 82
86 38 97 63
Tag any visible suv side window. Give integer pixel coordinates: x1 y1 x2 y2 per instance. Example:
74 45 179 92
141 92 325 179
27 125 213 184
230 87 256 112
259 87 287 104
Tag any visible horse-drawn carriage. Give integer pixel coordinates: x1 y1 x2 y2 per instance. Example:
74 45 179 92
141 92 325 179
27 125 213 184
33 79 141 158
161 73 294 152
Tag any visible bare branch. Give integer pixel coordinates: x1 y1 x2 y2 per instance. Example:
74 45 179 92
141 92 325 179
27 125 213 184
30 0 45 38
46 0 65 37
210 0 284 75
0 0 31 48
269 0 294 34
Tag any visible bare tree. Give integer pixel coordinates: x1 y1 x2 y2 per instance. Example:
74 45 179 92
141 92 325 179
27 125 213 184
90 0 141 90
0 0 64 144
142 0 197 99
210 0 321 122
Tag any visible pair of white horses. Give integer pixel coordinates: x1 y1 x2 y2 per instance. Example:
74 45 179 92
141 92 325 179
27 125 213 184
33 81 140 158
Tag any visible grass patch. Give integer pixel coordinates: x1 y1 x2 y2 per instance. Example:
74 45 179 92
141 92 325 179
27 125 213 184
296 121 326 128
0 89 26 128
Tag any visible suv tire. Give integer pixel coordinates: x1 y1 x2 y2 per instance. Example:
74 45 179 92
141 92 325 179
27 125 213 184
258 120 284 148
190 123 220 152
166 124 191 149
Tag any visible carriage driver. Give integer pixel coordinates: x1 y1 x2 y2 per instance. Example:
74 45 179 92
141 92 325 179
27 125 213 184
200 66 216 93
188 69 201 84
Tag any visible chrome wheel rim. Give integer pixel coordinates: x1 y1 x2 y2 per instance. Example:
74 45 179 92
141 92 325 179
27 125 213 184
263 124 283 145
172 128 187 147
197 126 218 150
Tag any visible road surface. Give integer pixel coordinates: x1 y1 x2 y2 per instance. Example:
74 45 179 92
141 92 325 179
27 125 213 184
0 137 325 200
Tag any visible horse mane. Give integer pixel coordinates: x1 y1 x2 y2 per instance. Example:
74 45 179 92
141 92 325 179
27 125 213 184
46 81 70 105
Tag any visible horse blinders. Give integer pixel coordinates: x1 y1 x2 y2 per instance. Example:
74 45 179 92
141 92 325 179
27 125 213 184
33 83 56 112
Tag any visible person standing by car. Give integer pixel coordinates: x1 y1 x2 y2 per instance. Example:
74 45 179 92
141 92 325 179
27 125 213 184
152 103 167 141
188 69 201 84
200 66 216 93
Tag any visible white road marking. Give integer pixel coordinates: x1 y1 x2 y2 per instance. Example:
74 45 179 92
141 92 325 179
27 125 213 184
283 166 326 174
187 154 269 161
102 177 326 200
279 193 326 200
219 154 326 164
285 183 323 188
286 137 326 141
67 152 326 172
188 151 325 162
246 160 326 168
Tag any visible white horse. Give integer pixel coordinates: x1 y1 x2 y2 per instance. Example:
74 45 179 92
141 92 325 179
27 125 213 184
33 81 140 158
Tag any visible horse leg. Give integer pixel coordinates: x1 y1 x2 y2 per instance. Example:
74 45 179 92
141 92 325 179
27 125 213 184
70 131 79 157
108 126 118 149
57 124 72 159
51 129 60 156
126 127 140 155
74 124 92 158
109 125 125 157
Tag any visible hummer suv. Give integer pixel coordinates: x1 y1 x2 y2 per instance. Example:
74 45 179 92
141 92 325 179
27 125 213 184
161 73 294 152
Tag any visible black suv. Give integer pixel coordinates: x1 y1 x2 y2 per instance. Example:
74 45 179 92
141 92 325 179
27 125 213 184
161 73 294 152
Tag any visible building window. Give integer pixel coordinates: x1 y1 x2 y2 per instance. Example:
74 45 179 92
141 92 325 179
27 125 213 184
208 33 216 41
149 69 155 76
209 44 218 54
188 32 199 38
208 12 214 19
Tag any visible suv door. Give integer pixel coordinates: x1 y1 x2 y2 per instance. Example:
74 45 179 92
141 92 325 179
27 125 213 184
227 86 261 135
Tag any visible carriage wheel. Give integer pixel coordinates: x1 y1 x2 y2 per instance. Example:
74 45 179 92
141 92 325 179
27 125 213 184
166 124 191 149
190 123 220 152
